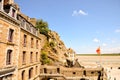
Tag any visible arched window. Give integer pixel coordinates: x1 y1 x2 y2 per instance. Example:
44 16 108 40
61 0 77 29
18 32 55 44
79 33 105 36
29 68 33 79
21 70 25 80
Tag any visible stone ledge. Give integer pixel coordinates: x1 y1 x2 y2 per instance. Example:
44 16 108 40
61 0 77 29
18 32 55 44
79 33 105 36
0 66 16 77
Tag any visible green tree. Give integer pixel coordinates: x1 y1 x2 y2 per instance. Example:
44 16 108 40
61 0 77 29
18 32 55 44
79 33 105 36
41 51 50 65
36 19 50 39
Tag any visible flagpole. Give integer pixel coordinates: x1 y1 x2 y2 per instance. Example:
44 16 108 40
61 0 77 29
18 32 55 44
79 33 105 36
96 46 101 67
100 47 101 67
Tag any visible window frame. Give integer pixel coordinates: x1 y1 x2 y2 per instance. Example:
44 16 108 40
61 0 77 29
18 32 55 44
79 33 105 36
23 34 27 47
6 49 12 65
22 51 26 65
8 28 14 42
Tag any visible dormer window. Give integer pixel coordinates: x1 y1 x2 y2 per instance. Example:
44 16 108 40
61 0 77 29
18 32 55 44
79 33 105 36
3 3 17 19
12 8 15 17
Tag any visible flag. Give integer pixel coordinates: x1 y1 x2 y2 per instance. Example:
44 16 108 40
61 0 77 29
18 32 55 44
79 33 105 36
96 47 101 54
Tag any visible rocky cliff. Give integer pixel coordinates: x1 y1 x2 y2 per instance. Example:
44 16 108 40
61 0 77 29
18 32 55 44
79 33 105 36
40 30 69 66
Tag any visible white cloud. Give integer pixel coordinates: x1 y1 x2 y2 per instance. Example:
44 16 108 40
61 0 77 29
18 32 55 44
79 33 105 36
72 10 78 16
93 38 100 43
72 10 88 16
115 29 120 33
79 10 88 15
102 43 107 46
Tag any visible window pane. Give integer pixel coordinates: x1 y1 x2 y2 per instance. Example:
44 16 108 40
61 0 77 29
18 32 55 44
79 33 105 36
22 51 26 65
6 49 12 65
8 29 14 42
31 38 33 48
23 35 27 47
30 52 33 63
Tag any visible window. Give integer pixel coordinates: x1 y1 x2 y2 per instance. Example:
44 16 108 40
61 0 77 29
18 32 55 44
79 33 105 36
35 66 38 75
12 9 15 17
8 29 14 42
44 68 47 73
29 68 33 79
6 49 12 65
21 20 25 28
22 51 26 65
118 67 120 69
23 35 27 47
0 77 3 80
36 52 38 62
30 52 33 63
21 70 25 80
83 70 86 76
73 72 76 74
91 71 94 74
57 68 60 73
36 40 38 49
26 23 31 32
31 38 34 48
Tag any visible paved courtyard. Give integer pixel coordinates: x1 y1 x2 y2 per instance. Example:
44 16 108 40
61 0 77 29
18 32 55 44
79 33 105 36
77 56 120 80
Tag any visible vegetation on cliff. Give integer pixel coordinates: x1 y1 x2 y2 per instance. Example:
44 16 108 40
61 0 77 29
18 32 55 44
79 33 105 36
40 51 51 65
36 19 50 39
36 19 68 65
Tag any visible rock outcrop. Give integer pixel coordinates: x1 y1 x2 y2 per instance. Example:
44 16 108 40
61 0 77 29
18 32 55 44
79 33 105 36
41 30 69 66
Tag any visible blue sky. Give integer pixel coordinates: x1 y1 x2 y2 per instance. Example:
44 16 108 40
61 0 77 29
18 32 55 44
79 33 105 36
15 0 120 54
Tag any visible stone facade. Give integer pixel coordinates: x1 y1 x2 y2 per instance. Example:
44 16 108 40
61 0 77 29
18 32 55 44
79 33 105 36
0 0 42 80
0 0 19 79
17 14 42 80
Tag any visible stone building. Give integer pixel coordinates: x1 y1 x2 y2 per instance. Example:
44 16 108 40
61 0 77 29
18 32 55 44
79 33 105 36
0 0 42 80
0 0 19 79
17 12 42 80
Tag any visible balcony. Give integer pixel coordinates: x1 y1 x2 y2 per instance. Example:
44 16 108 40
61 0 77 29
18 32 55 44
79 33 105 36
0 66 15 77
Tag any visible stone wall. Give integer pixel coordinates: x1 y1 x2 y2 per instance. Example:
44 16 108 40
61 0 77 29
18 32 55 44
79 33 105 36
40 65 104 80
